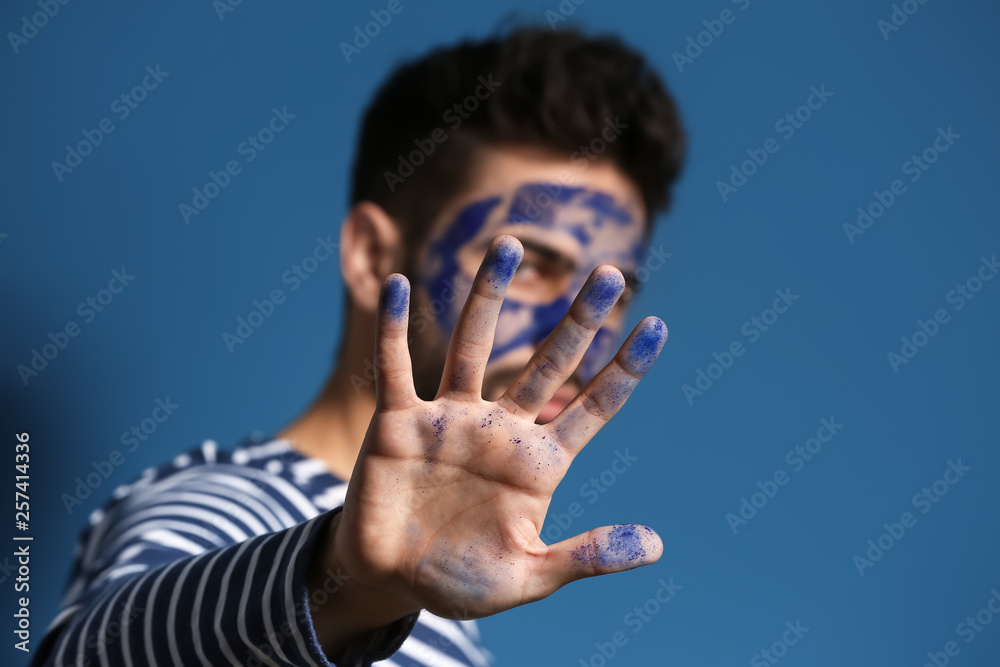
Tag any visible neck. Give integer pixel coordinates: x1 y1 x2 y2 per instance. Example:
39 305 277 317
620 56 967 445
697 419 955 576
277 321 378 481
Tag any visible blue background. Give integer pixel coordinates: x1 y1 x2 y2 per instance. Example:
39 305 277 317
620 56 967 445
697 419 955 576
2 0 998 665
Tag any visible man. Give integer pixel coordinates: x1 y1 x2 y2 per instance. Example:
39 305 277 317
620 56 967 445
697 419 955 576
34 26 684 666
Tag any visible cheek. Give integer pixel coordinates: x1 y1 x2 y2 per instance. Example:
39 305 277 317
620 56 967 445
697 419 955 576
489 296 573 360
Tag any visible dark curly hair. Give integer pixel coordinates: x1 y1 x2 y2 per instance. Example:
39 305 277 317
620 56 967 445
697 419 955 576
350 26 686 246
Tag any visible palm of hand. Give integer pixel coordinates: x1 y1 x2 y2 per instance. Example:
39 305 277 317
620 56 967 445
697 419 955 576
337 236 667 621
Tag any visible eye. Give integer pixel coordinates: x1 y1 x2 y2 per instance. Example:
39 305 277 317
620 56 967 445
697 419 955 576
513 258 542 280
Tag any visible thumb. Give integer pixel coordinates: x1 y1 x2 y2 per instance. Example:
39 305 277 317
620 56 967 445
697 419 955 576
532 524 663 596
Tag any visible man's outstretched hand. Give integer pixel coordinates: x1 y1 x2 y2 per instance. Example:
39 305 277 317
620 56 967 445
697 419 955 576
310 235 668 656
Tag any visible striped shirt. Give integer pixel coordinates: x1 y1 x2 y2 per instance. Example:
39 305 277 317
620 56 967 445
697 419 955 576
33 437 494 667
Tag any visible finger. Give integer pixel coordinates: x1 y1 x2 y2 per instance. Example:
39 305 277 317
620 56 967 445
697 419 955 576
437 235 523 399
530 524 663 597
374 274 418 410
498 266 625 418
546 317 667 453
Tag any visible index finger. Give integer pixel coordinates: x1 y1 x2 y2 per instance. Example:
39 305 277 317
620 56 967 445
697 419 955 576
436 235 523 400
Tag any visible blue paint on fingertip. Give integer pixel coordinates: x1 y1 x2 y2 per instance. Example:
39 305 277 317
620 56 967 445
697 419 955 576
487 239 522 284
626 318 666 375
598 524 650 568
383 277 409 321
582 272 625 321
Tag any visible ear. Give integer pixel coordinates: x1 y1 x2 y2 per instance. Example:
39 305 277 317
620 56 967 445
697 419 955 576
339 201 405 314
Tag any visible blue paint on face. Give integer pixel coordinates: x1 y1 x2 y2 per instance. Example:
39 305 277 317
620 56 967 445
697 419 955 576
421 182 645 387
490 296 572 360
425 196 503 332
508 183 580 226
508 183 634 234
579 190 633 227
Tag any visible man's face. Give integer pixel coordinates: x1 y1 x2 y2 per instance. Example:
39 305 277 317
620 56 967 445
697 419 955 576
408 146 648 422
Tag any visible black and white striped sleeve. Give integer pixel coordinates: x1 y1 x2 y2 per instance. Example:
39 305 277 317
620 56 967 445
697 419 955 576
32 451 417 667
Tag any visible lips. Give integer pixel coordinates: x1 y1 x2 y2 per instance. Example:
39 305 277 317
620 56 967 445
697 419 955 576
536 383 580 424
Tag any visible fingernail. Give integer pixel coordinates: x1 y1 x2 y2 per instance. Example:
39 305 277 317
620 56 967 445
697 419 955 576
382 275 409 321
625 317 667 376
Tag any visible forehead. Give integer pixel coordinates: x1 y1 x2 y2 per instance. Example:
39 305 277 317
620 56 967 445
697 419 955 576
427 180 647 272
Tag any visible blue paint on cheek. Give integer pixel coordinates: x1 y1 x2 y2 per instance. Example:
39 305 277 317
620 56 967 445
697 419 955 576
425 196 503 333
489 296 572 361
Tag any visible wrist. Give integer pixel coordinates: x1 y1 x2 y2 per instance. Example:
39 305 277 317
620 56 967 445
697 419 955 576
307 511 421 657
